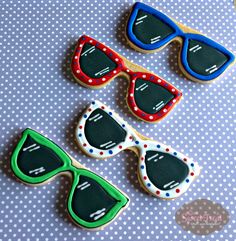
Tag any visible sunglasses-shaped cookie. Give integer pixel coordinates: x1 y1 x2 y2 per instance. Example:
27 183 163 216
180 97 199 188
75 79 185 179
76 101 201 200
126 2 235 83
11 128 129 230
71 35 182 123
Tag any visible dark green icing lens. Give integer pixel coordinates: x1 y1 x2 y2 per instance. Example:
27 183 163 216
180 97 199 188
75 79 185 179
187 40 228 76
72 175 117 222
145 151 189 190
17 136 64 177
132 10 175 45
84 109 127 150
79 43 117 78
134 78 174 114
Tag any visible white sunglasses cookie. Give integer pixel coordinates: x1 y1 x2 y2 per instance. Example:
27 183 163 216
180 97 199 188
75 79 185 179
76 101 201 199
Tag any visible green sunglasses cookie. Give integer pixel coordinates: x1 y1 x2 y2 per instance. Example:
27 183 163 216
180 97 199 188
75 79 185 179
11 128 129 230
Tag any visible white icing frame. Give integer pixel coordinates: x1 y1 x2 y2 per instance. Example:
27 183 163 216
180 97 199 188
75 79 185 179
76 101 200 199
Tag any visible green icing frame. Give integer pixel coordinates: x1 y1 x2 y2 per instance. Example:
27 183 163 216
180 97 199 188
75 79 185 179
11 128 70 184
11 128 129 229
68 169 128 228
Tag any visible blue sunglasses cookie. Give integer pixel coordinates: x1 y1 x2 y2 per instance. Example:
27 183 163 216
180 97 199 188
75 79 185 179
126 2 235 83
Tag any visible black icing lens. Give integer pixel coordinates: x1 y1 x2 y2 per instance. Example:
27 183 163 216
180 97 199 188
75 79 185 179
17 136 64 177
79 44 117 78
145 151 189 190
84 109 127 150
132 10 175 45
187 40 228 76
134 78 174 114
71 175 117 222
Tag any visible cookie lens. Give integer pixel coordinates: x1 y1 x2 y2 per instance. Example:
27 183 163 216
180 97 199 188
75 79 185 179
79 43 117 79
187 39 228 76
144 151 189 190
132 10 175 45
84 109 127 150
134 78 174 114
71 175 117 222
17 136 64 177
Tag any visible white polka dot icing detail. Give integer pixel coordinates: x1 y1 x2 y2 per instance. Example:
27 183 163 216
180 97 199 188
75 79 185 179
71 35 182 123
76 101 201 199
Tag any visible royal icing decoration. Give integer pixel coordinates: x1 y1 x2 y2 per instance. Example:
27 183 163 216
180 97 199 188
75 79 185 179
126 2 235 82
11 129 129 230
71 35 182 122
76 101 201 199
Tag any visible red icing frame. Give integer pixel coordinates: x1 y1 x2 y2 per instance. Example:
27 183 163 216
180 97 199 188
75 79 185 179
71 35 182 122
71 35 124 86
127 73 181 121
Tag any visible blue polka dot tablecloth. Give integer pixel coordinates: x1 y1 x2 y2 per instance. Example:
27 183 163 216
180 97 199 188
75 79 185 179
0 0 235 240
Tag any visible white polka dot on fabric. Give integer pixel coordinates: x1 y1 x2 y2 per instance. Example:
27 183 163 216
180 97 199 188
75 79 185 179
0 0 235 240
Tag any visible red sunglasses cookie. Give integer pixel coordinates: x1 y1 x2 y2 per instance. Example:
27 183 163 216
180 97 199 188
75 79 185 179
71 35 182 123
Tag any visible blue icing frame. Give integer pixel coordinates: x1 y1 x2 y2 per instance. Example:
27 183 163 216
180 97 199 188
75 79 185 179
126 2 235 81
126 2 182 50
181 33 235 81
